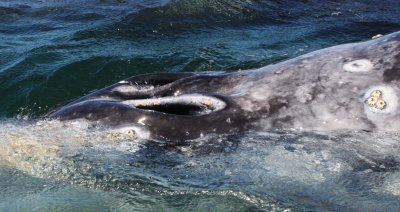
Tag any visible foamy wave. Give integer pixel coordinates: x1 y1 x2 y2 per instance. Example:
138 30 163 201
0 119 141 180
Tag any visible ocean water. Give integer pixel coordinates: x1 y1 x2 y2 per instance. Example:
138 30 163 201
0 0 400 211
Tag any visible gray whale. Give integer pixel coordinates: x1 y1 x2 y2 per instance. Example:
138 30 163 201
47 31 400 141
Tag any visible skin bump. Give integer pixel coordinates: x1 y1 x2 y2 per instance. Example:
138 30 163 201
343 59 373 73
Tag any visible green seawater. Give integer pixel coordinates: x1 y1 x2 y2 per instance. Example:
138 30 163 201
1 0 400 211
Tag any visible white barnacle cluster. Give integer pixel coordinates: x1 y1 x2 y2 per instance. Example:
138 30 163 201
366 90 386 110
363 85 399 114
343 59 373 73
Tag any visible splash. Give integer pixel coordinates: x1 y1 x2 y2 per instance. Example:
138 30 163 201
0 119 140 180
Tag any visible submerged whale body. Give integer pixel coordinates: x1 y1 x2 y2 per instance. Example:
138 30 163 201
47 31 400 141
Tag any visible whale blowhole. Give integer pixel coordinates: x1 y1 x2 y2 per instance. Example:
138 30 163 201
122 94 227 116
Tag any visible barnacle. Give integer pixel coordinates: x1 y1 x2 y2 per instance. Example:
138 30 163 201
367 96 378 105
376 99 386 109
371 90 382 98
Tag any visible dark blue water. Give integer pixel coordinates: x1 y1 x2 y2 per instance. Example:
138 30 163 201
1 0 400 211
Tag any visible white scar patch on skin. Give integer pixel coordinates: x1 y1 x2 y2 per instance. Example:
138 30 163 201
112 84 155 93
343 59 373 73
112 85 138 93
137 117 147 126
363 85 399 115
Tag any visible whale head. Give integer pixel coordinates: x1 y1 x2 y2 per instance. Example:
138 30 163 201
46 31 400 141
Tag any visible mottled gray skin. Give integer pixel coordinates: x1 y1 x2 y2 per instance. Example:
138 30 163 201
47 31 400 142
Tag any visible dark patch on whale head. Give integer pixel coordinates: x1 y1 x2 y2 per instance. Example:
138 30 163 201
383 52 400 82
268 96 289 114
379 31 400 82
